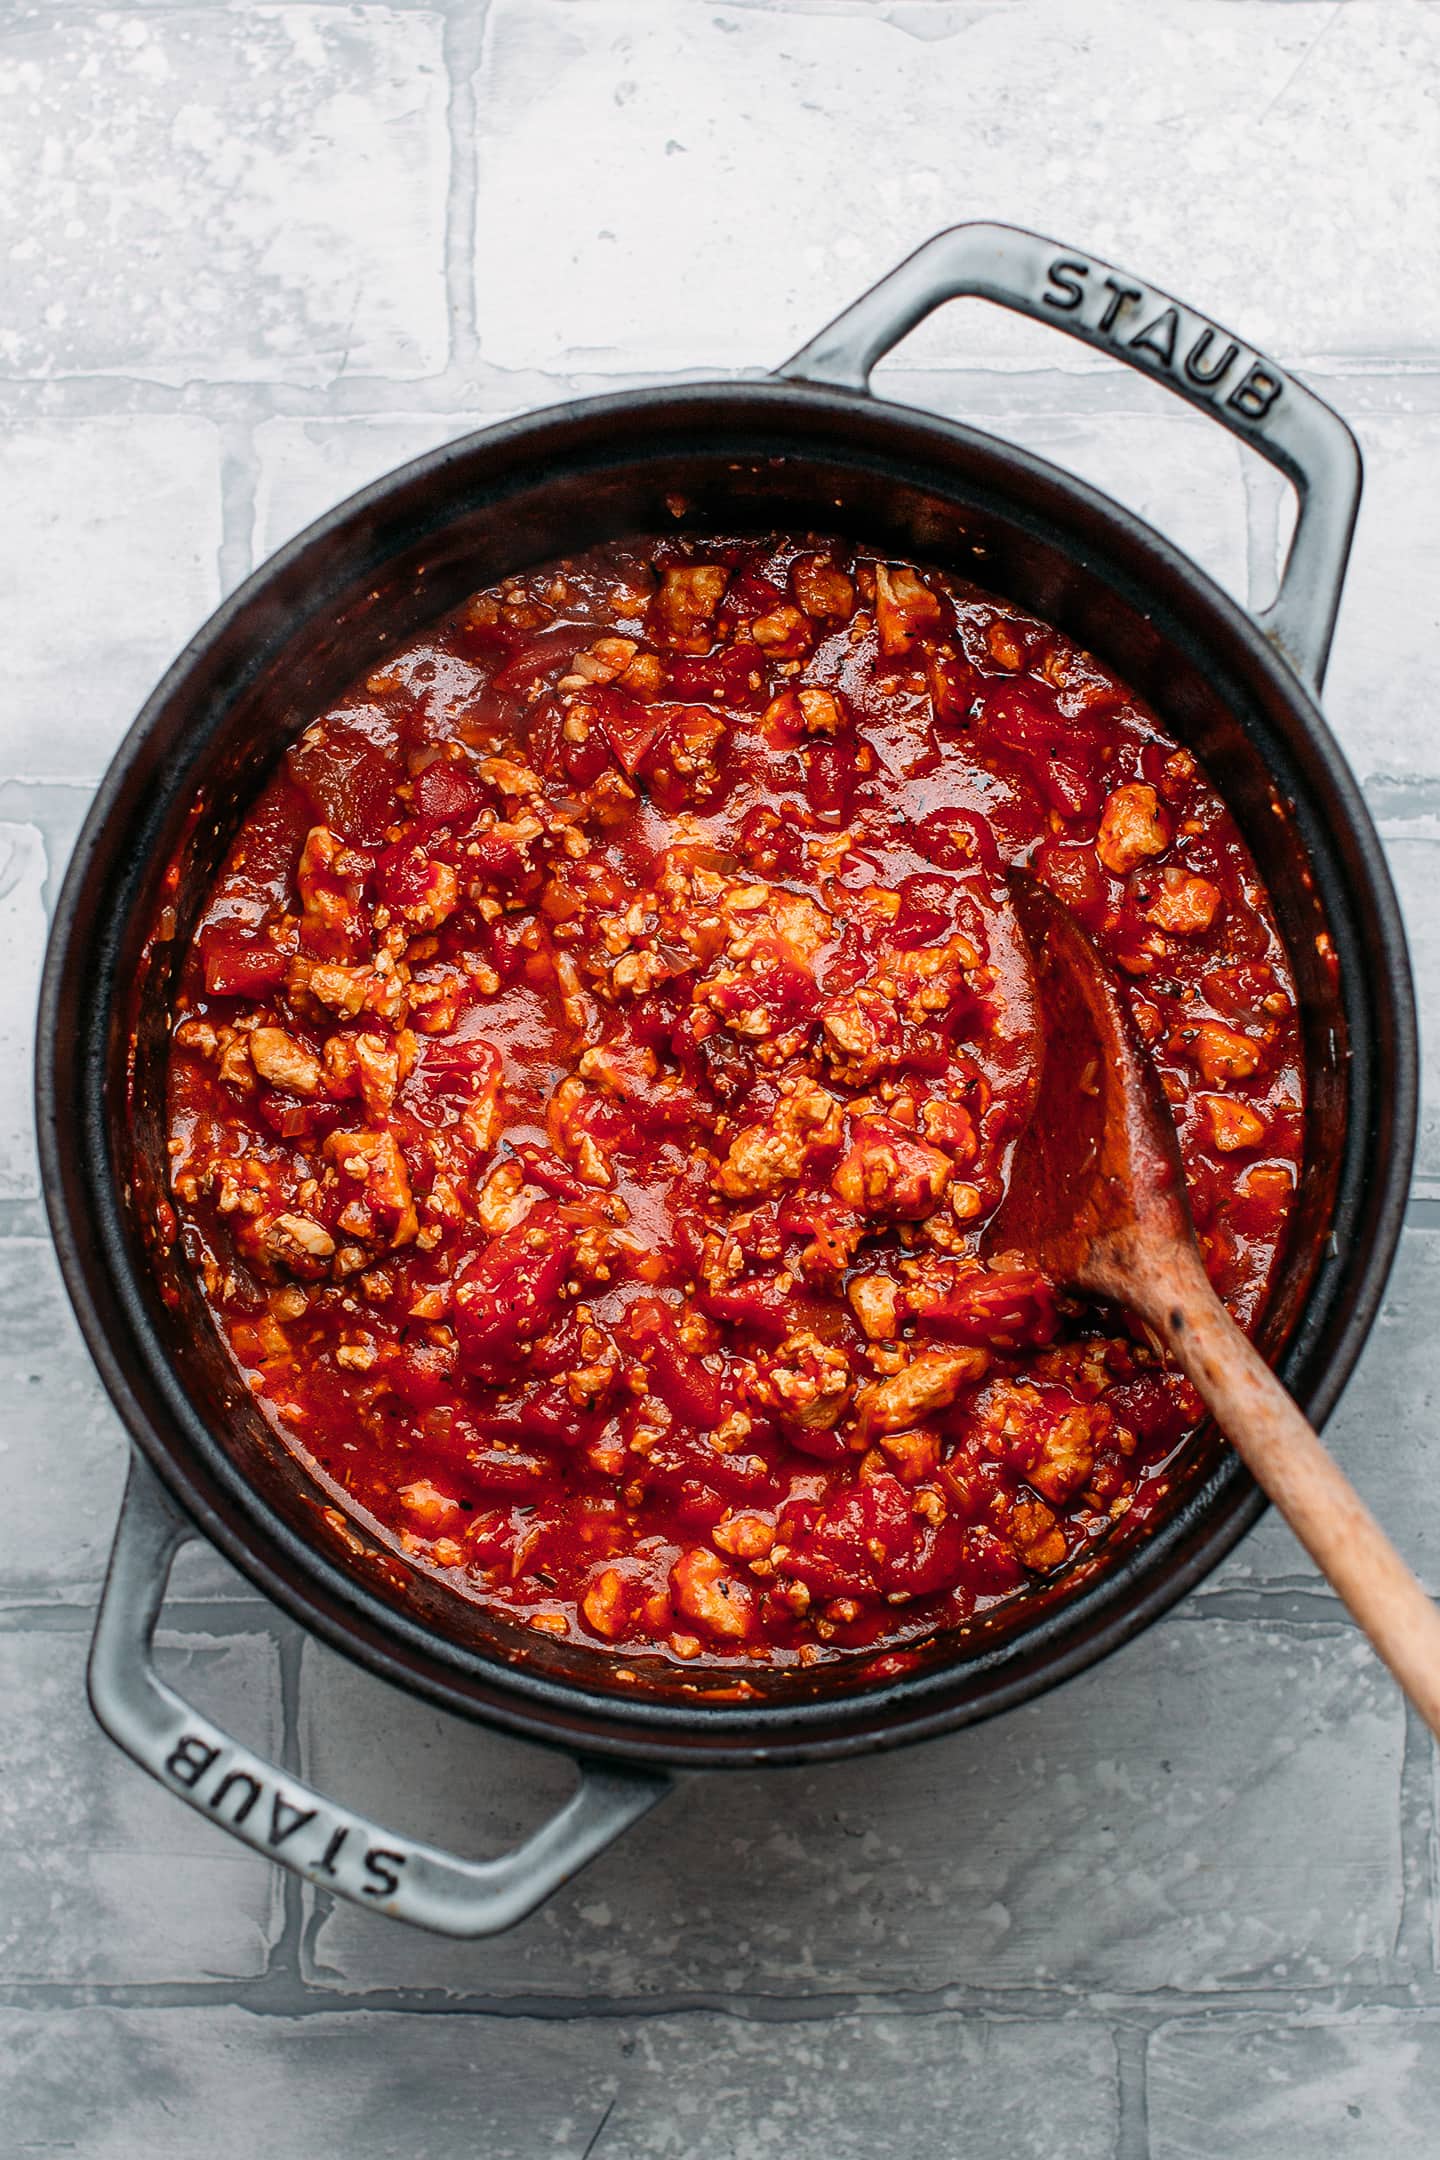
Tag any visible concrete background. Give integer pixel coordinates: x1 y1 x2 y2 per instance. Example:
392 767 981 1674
3 1 1439 2152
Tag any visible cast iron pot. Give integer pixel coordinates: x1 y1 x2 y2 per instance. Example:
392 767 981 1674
38 224 1416 1936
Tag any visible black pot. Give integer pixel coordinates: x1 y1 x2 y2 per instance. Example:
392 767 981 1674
37 224 1416 1936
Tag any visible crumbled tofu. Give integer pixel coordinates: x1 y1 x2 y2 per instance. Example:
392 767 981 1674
399 855 459 930
890 934 979 1018
216 1031 255 1092
173 1018 219 1060
879 1428 941 1482
792 555 855 620
567 636 639 686
856 1347 989 1435
1177 1020 1262 1086
1010 1497 1067 1571
1144 866 1221 935
715 880 833 971
620 650 664 699
476 755 543 799
669 1548 754 1639
848 1274 903 1341
1030 1412 1099 1504
654 563 728 647
395 1479 450 1527
750 604 810 652
1202 1094 1268 1151
874 563 943 655
353 1030 412 1119
754 1331 852 1430
322 1127 418 1246
979 1382 1104 1506
833 1119 952 1220
1097 783 1170 873
823 996 882 1062
476 1159 534 1235
242 1027 316 1099
462 1063 505 1153
297 826 363 940
715 1077 844 1200
305 962 374 1018
797 685 845 734
271 1212 335 1260
612 949 667 996
581 1567 628 1639
712 1514 775 1562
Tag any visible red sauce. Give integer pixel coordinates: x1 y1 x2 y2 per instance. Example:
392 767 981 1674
162 537 1304 1671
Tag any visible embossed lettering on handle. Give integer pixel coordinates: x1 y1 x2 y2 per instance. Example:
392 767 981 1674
779 222 1361 692
88 1456 672 1937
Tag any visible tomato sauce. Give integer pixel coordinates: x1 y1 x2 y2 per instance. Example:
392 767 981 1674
162 536 1304 1671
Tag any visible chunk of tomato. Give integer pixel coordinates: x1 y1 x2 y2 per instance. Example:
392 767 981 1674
200 931 288 998
286 710 400 846
626 1299 725 1428
453 1204 576 1373
412 759 489 831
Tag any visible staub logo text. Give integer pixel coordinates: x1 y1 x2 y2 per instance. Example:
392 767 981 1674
1042 257 1282 423
166 1731 406 1899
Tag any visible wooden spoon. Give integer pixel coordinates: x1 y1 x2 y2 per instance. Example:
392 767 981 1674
985 870 1440 1737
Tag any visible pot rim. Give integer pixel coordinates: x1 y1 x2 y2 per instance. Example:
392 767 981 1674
37 376 1418 1768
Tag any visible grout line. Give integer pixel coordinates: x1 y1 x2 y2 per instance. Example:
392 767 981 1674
265 1625 308 1984
1112 2022 1151 2160
0 1977 1439 2025
1 361 1439 430
440 0 491 379
300 1883 341 1989
0 1204 53 1240
1432 1744 1439 1988
1180 1584 1370 1627
277 1627 304 1778
217 417 261 600
0 363 686 427
1395 1700 1436 1975
8 0 449 10
0 1600 278 1635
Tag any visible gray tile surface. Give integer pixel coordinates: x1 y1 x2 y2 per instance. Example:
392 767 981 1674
0 1631 283 1984
296 1616 1405 2001
468 0 1440 374
2 417 223 783
0 9 450 383
1149 2017 1440 2160
4 0 1439 2150
0 2006 1121 2159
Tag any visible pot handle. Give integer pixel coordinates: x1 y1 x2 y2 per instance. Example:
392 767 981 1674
778 221 1360 693
88 1455 672 1937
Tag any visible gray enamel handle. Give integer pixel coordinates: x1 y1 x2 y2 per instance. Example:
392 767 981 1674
779 220 1361 693
89 1455 671 1936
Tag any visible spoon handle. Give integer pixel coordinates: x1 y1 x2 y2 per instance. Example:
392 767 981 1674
1143 1251 1440 1741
